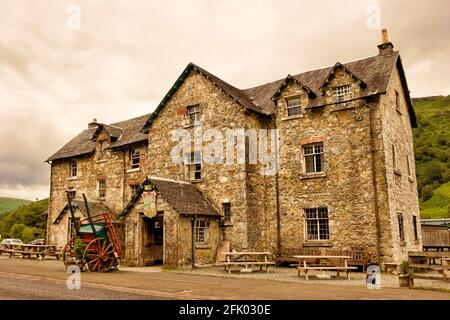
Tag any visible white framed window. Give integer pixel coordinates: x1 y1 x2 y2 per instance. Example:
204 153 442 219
70 159 77 177
303 143 324 174
286 97 302 117
187 104 201 126
397 212 405 241
68 217 80 240
130 149 140 169
195 219 209 244
185 151 202 181
98 179 106 199
333 85 351 103
222 203 232 224
305 207 329 241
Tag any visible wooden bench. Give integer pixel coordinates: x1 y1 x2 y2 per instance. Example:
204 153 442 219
293 255 357 280
220 252 275 274
1 244 60 260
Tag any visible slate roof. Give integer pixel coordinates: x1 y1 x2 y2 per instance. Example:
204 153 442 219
148 177 220 216
46 113 151 162
53 199 112 224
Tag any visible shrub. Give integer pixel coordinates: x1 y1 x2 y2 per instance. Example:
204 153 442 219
400 261 409 275
421 185 434 202
443 170 450 183
73 238 87 260
437 136 448 146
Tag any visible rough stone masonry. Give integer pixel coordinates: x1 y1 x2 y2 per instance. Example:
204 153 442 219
45 30 421 269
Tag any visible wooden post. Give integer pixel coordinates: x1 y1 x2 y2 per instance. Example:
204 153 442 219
191 216 196 269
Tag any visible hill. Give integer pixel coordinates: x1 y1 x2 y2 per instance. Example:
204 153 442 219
0 197 32 217
0 198 48 243
412 95 450 218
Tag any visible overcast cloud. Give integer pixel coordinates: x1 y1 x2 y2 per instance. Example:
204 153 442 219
0 0 449 200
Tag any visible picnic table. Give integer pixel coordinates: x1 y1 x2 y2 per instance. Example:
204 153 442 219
0 243 60 260
293 255 357 280
221 251 275 274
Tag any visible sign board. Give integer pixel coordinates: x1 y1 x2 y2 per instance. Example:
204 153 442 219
143 190 157 218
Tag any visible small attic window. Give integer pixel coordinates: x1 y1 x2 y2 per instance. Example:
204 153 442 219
187 104 201 126
286 97 302 117
395 90 402 114
333 85 351 103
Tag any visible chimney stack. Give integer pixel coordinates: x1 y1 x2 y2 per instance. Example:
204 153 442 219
88 118 99 128
378 28 394 55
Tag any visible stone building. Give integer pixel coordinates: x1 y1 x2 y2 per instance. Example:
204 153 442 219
45 31 422 269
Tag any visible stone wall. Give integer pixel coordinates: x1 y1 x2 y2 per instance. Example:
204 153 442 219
272 74 381 262
379 65 422 263
46 127 147 249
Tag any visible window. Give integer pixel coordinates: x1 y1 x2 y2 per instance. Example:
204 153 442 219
286 97 302 117
305 208 329 241
67 187 76 200
187 105 201 125
413 216 419 241
392 144 397 170
99 140 107 160
223 203 231 224
185 151 202 181
303 143 324 174
70 159 77 177
68 217 80 240
407 155 412 177
395 90 401 113
130 149 140 169
333 85 351 103
397 213 405 241
98 179 106 199
195 219 209 244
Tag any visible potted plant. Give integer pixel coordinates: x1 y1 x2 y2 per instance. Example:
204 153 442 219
399 260 410 287
73 237 87 267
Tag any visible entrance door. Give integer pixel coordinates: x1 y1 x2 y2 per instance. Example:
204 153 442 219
143 212 164 266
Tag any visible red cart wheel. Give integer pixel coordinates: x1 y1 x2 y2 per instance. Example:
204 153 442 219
61 236 86 271
84 238 115 272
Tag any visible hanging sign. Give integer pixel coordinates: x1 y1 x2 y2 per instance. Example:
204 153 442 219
143 190 157 218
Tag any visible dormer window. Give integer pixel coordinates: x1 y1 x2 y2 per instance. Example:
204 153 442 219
333 85 351 103
187 105 201 126
286 97 302 117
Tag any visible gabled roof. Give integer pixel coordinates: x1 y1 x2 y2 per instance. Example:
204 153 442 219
318 62 367 91
141 63 266 133
271 74 317 101
119 176 220 217
243 51 400 114
149 177 220 216
53 199 112 224
46 113 151 162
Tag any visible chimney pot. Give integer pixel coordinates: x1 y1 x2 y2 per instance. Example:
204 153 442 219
88 118 99 128
381 29 389 44
378 28 394 55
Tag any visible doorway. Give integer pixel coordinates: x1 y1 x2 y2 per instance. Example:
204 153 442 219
142 212 164 266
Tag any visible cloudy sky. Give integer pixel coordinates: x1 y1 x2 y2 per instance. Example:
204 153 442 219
0 0 449 200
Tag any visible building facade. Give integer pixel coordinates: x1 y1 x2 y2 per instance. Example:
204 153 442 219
45 34 422 268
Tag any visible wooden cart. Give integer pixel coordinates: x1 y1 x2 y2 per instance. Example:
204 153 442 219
62 194 123 272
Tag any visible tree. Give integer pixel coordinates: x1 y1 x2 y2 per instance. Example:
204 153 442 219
421 185 434 202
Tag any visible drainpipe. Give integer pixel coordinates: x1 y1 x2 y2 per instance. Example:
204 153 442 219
270 115 281 256
191 216 196 269
368 101 382 266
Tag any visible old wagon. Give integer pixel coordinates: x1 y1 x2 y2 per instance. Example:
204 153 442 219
62 194 123 272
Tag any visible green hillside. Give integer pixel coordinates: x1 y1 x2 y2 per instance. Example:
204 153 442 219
0 198 48 243
0 197 32 217
412 95 450 218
